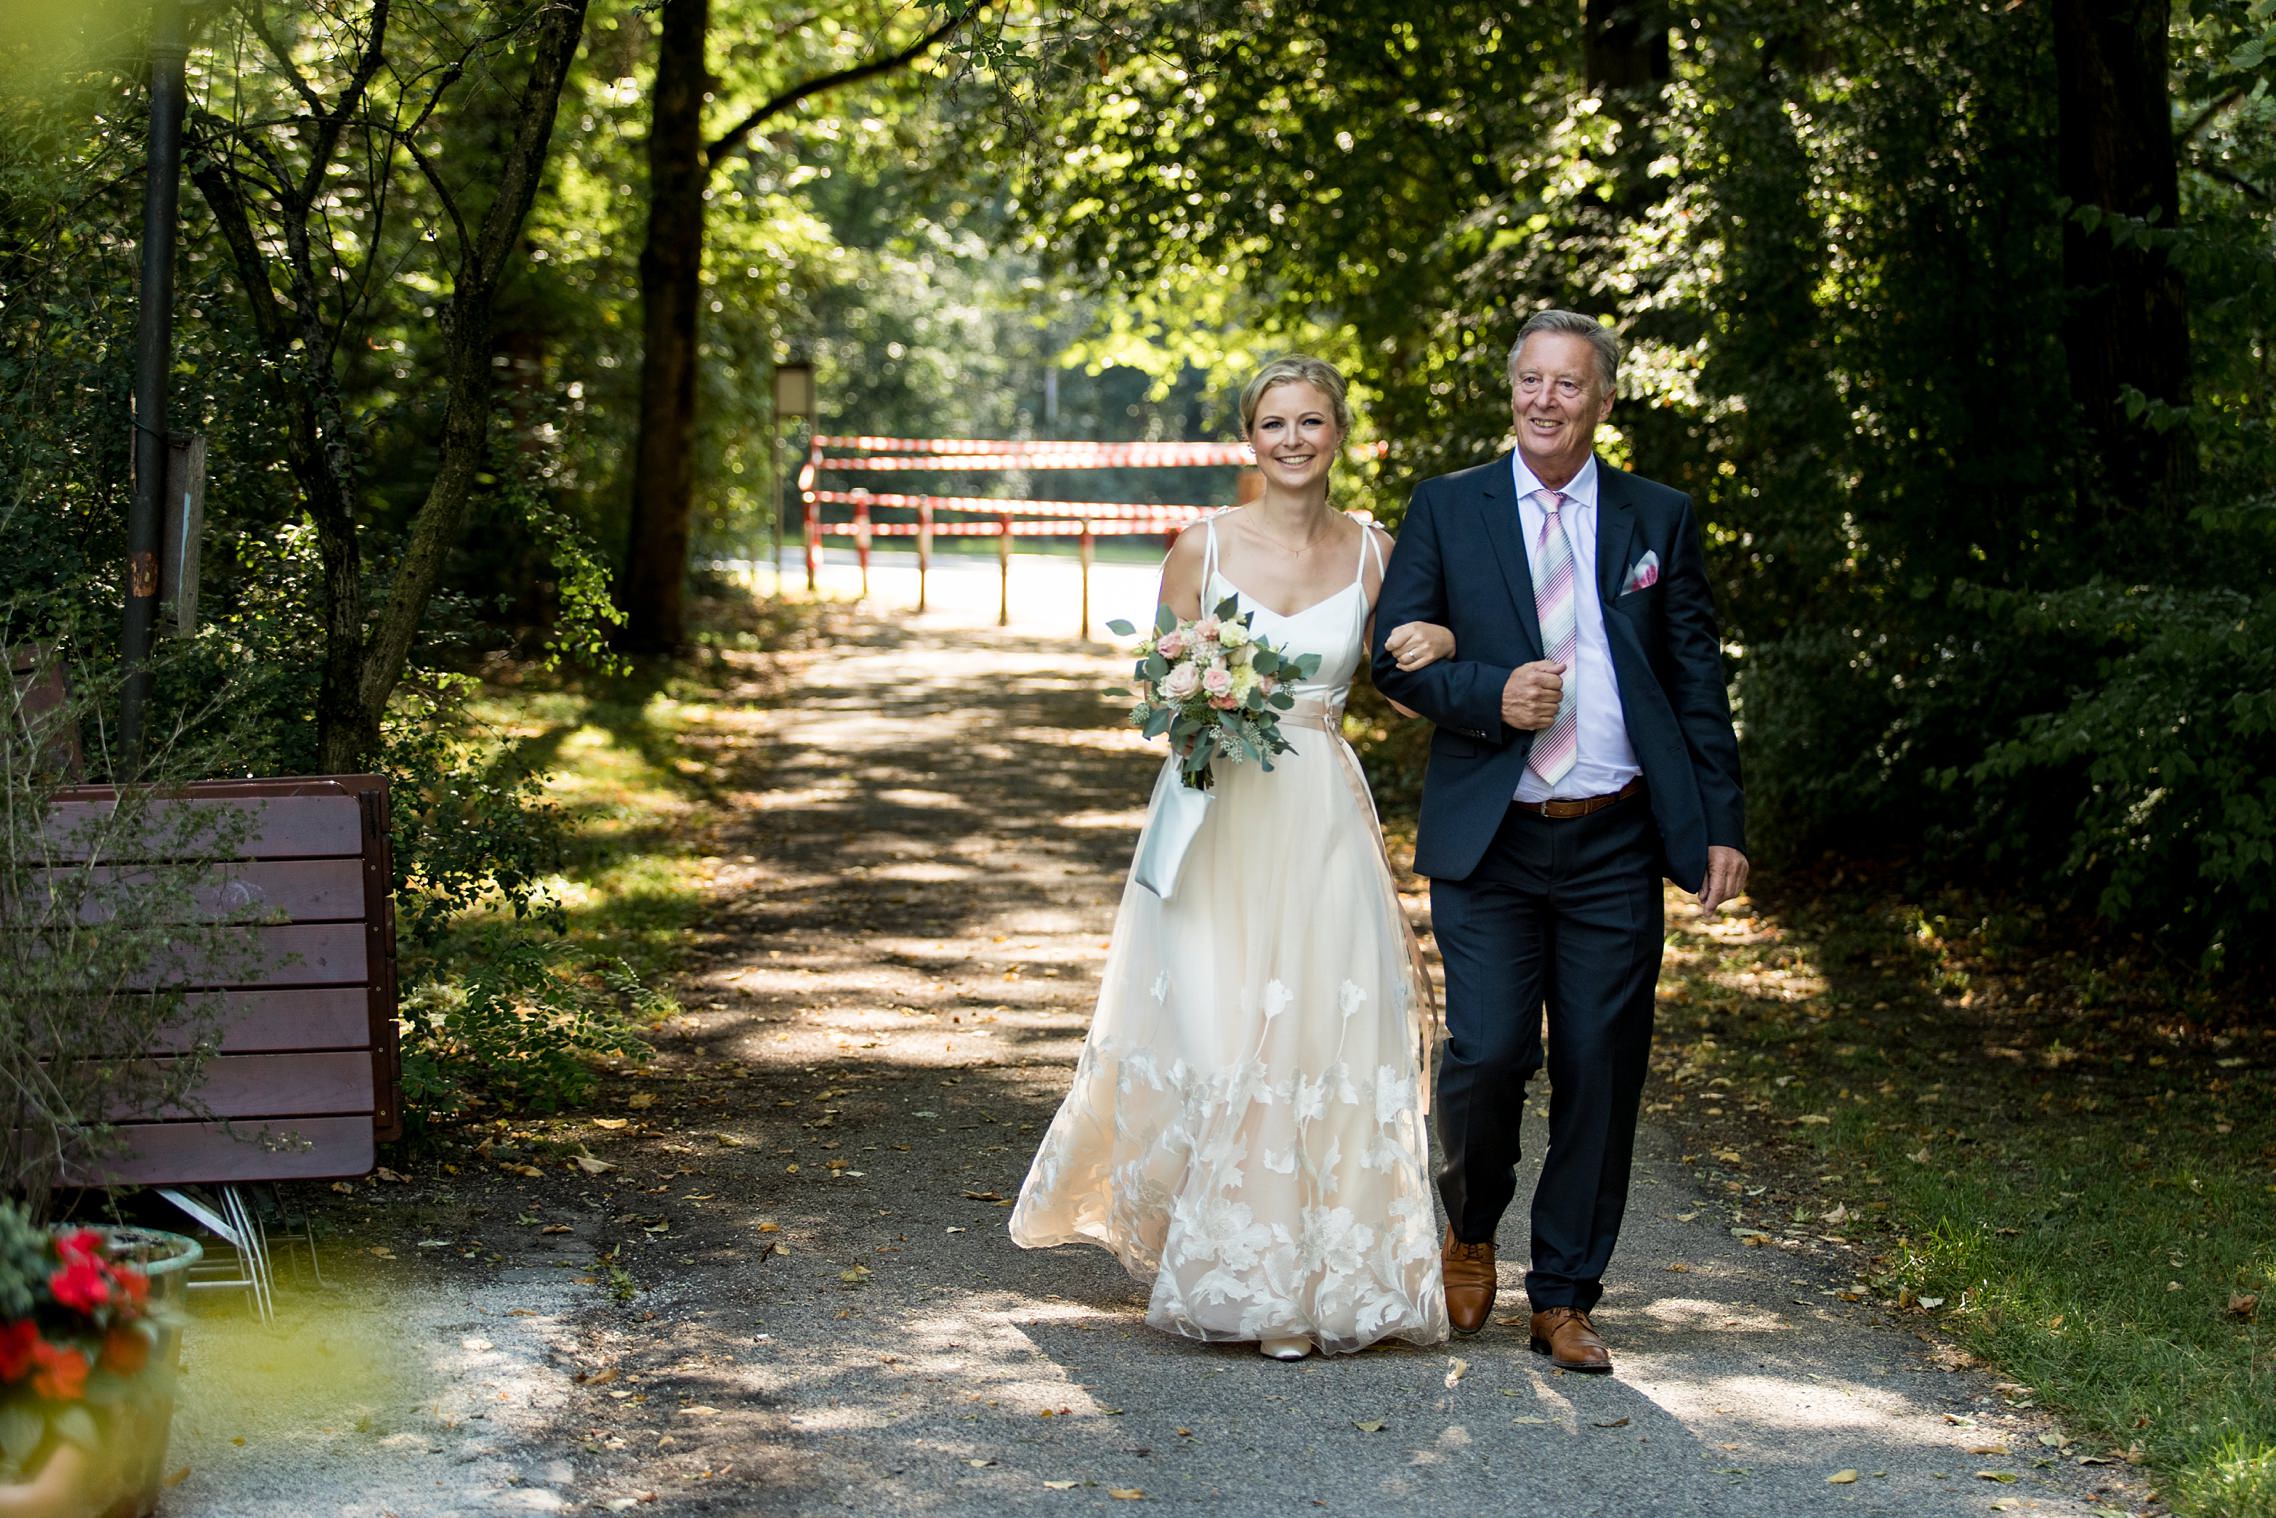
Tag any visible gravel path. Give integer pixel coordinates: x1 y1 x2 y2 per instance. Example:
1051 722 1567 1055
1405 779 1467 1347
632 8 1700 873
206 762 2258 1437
166 600 2149 1517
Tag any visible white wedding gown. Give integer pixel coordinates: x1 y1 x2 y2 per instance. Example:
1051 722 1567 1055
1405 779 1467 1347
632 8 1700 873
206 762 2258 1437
1012 517 1448 1354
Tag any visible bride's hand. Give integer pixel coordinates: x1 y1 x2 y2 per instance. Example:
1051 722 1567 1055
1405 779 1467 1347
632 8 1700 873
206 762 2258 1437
1384 621 1455 671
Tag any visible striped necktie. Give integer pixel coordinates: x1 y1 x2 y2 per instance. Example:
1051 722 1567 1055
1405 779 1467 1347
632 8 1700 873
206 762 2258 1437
1527 489 1578 787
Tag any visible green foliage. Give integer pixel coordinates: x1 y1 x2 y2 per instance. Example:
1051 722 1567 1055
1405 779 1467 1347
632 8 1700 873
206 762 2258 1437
398 940 657 1122
1014 0 2276 973
1965 577 2276 970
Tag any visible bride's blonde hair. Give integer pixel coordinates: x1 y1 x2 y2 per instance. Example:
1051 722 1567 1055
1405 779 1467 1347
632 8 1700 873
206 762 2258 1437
1238 355 1353 439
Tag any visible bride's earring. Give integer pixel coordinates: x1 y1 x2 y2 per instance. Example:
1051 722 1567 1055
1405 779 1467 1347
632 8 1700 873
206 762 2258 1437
1258 1335 1312 1361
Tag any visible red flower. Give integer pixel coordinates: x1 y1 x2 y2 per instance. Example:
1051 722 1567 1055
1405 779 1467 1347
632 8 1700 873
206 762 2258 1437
53 1229 104 1265
49 1257 111 1314
29 1340 90 1401
99 1326 150 1376
114 1266 150 1311
0 1320 39 1382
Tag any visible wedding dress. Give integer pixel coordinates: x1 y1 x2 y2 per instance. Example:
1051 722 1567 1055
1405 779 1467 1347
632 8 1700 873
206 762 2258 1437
1011 515 1447 1354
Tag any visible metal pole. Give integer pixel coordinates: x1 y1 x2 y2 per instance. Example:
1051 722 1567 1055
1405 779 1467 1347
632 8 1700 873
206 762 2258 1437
997 511 1012 629
120 0 188 773
767 411 784 594
1079 521 1094 641
916 501 932 614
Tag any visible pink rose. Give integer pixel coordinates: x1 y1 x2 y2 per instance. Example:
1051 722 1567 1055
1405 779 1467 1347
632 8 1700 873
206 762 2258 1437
1156 629 1190 660
1160 663 1202 701
1209 693 1239 710
1201 665 1234 699
1193 617 1222 643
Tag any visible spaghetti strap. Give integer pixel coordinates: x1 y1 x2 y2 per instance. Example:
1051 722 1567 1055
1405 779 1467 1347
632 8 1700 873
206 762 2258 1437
1202 513 1221 587
1356 520 1382 584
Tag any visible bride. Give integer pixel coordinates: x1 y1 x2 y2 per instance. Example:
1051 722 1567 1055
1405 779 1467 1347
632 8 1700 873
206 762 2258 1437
1011 356 1456 1359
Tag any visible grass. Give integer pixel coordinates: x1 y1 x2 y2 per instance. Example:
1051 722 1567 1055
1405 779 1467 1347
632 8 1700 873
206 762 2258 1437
1654 881 2276 1517
399 593 826 1124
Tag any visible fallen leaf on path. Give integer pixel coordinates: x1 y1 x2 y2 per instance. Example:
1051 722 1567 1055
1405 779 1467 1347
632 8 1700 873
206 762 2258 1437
1445 1357 1469 1387
1593 1417 1630 1429
502 1163 544 1178
541 1224 573 1235
1968 1445 2010 1456
331 1181 356 1194
1353 1420 1385 1433
716 1133 747 1147
2037 1433 2066 1449
1826 1470 1859 1485
1990 1502 2020 1512
627 1093 657 1110
679 1406 721 1418
840 1266 872 1285
1943 1414 1976 1426
162 1467 189 1488
1917 1296 1946 1310
1107 1491 1144 1501
576 1367 620 1386
757 1221 780 1234
2230 1292 2259 1322
574 1155 617 1174
375 1166 409 1182
592 1118 630 1130
962 1190 1004 1202
1511 1415 1550 1425
1666 1262 1692 1273
367 1246 394 1259
1494 1315 1528 1327
1042 1480 1078 1490
1797 1113 1831 1125
967 1459 995 1468
1974 1471 2018 1483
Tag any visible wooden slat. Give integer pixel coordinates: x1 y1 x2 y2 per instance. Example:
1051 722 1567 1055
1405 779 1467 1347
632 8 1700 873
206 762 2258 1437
61 1116 376 1187
45 858 370 925
121 1052 377 1120
127 922 369 990
151 989 375 1052
44 788 365 862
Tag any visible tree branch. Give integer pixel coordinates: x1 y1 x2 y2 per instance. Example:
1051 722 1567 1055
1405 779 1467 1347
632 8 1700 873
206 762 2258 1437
704 0 987 172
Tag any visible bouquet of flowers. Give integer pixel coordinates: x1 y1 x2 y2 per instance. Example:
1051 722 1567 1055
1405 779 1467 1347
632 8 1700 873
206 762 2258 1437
0 1200 173 1482
1111 596 1322 791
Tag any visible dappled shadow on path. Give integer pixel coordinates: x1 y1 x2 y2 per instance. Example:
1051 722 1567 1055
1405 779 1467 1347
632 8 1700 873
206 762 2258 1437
533 610 2131 1517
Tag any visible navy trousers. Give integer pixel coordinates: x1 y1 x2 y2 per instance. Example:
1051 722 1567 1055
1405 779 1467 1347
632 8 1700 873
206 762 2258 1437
1430 789 1664 1312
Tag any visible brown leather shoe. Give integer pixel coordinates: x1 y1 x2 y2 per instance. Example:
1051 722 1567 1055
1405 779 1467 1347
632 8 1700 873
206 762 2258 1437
1529 1307 1613 1373
1441 1228 1497 1336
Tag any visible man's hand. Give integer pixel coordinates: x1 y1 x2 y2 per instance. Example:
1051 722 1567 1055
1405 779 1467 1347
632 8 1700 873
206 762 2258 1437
1501 661 1566 730
1698 846 1749 913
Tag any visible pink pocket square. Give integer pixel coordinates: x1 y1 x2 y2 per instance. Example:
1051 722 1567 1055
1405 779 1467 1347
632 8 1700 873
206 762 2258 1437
1621 551 1661 595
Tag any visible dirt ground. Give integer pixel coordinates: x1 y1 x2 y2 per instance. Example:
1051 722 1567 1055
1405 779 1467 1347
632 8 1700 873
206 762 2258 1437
163 606 2151 1517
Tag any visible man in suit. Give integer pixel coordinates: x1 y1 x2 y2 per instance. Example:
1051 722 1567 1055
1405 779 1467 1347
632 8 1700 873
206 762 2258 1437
1371 309 1747 1373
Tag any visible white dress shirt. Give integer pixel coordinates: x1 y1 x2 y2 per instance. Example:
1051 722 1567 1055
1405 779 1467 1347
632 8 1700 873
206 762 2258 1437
1511 453 1643 803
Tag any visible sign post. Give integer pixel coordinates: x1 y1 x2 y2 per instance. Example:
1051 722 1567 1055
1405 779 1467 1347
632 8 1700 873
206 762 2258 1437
770 360 815 593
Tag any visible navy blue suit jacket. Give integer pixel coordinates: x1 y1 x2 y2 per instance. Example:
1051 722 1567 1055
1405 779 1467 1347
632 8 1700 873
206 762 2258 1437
1369 454 1745 890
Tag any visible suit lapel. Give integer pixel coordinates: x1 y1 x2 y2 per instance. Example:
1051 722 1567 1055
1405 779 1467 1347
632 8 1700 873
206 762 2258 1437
1475 453 1543 659
1594 462 1638 606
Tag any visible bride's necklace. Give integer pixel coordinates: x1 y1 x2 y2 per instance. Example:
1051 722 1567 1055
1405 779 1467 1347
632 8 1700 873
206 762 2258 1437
1249 513 1333 557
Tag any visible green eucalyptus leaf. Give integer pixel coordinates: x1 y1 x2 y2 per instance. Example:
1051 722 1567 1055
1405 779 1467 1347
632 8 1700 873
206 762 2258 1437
1155 602 1178 634
50 1404 99 1452
1106 618 1137 637
0 1403 43 1466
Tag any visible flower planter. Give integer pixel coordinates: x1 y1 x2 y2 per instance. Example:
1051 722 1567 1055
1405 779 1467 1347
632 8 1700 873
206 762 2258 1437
0 1225 201 1518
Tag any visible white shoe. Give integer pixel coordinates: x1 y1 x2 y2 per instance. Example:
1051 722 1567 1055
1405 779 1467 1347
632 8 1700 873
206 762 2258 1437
1258 1335 1312 1361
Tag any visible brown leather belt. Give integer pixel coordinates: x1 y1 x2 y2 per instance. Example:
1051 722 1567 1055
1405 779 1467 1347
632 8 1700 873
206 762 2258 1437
1511 776 1644 820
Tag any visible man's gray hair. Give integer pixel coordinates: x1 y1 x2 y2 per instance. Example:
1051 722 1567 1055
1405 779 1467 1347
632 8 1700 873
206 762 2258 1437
1507 310 1621 393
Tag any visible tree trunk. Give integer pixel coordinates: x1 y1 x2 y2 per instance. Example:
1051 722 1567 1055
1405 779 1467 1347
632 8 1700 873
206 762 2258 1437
618 0 711 654
2053 0 2194 512
1583 0 1667 221
1584 0 1668 97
